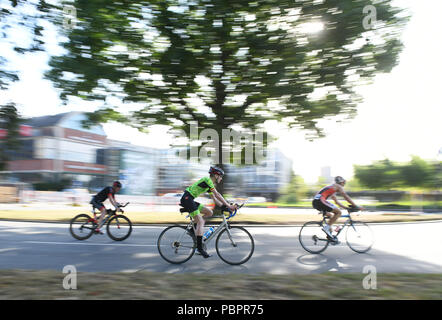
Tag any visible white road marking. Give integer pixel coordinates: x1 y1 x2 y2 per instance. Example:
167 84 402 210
24 241 156 247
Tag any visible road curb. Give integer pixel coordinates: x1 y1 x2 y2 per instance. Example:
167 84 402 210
1 218 441 227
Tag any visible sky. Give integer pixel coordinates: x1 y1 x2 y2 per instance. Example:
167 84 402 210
0 0 441 183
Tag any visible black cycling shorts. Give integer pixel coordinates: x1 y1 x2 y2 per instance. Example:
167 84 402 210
180 191 201 214
90 198 105 211
312 198 335 213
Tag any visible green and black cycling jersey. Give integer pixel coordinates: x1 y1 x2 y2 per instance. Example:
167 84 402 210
181 177 215 217
185 177 215 198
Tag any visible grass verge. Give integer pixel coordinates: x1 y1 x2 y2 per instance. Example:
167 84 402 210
0 270 440 299
1 209 442 225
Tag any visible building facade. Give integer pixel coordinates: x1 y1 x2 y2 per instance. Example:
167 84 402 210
2 112 108 187
224 149 293 201
1 112 293 198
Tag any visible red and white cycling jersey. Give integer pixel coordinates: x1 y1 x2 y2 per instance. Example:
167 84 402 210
314 185 337 200
313 185 338 209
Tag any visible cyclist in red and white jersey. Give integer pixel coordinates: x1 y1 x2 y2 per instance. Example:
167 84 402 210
313 176 363 238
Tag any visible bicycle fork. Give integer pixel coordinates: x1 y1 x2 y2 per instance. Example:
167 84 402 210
224 227 238 247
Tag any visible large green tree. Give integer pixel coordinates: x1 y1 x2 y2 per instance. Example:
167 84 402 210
44 0 408 186
0 102 23 171
0 0 50 89
354 159 401 189
354 157 440 190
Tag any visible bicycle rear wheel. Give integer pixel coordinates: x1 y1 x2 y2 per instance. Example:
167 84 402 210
346 221 374 253
299 221 330 254
107 215 132 241
69 214 95 240
216 226 254 265
157 225 196 264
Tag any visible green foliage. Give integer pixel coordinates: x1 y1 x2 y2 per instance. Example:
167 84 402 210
345 178 363 191
278 174 308 204
0 0 50 89
400 156 434 188
43 0 408 144
354 157 440 190
314 176 328 190
33 177 73 191
0 102 23 170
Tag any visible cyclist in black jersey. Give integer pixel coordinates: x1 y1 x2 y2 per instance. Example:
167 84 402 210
90 181 123 234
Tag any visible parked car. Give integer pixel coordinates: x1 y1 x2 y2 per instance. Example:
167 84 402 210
160 193 183 205
247 196 267 203
63 188 91 204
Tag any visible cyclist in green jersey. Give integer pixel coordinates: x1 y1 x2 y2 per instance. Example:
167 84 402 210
180 166 237 258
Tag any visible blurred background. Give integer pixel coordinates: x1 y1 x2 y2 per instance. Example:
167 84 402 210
0 0 440 212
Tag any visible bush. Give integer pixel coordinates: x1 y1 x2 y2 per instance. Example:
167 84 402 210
33 178 72 191
277 175 308 204
354 157 441 190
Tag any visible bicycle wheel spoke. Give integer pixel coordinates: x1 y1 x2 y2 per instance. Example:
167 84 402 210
216 227 254 265
107 215 132 241
299 222 330 254
69 214 95 240
346 222 374 253
158 226 195 264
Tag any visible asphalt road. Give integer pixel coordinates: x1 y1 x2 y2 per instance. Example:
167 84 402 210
0 220 441 275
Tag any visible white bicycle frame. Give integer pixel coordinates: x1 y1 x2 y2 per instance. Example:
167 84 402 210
183 203 243 248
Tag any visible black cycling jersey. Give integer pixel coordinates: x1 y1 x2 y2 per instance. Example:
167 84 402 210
93 186 115 203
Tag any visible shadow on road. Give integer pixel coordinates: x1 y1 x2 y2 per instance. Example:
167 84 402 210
0 222 441 275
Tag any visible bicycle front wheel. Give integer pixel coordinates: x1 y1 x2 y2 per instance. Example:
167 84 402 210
157 226 196 264
107 215 132 241
216 226 254 265
69 214 95 240
346 221 374 253
299 221 330 254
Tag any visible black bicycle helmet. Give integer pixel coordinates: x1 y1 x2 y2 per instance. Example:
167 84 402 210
209 166 224 176
334 176 346 185
113 181 122 188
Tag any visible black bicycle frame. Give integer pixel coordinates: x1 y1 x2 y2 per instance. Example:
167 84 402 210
91 202 129 227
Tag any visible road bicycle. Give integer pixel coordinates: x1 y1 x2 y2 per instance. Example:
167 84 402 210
157 203 254 265
69 202 132 241
299 206 374 254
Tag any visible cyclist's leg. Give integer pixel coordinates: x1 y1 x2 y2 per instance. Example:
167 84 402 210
328 207 342 226
190 205 211 258
194 206 213 235
193 214 204 236
200 206 213 219
97 207 107 228
313 199 333 222
91 199 106 228
314 199 336 237
190 204 206 236
320 199 340 226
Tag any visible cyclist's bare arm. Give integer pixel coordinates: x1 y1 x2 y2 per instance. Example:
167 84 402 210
109 194 121 211
212 189 235 211
210 192 224 207
335 185 358 208
331 195 347 209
